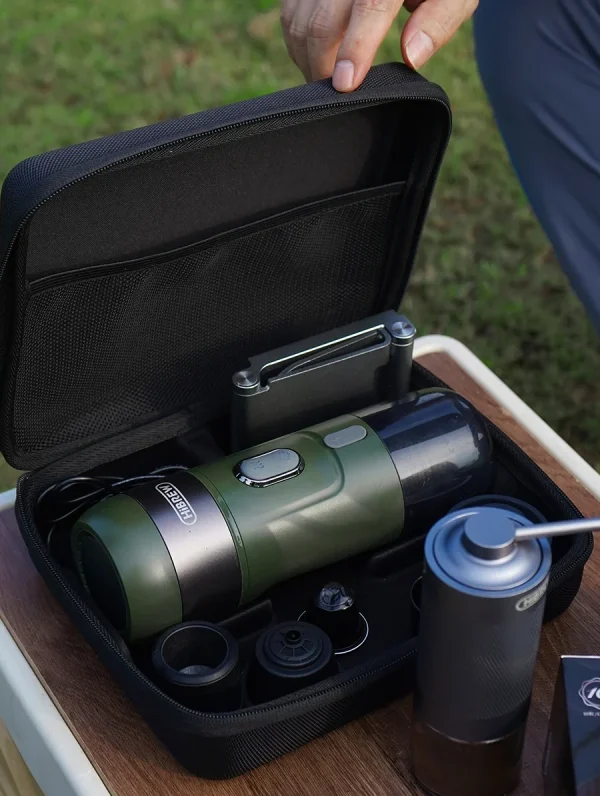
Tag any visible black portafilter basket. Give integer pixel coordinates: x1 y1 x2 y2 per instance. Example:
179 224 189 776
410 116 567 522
152 622 242 711
247 622 338 704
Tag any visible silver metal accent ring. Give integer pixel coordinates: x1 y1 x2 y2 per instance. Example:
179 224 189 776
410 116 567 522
234 451 305 488
296 611 370 656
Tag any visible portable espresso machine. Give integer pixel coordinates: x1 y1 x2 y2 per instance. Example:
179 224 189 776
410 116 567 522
71 387 494 642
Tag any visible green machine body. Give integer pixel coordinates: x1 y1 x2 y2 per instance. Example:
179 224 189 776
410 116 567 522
72 389 493 643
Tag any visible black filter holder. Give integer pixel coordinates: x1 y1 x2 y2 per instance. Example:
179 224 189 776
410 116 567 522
0 63 593 779
152 622 242 711
248 621 338 703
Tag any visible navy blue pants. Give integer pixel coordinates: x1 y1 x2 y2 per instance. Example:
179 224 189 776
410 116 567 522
473 0 600 332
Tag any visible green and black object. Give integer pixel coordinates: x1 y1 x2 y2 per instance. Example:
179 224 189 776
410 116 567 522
71 388 494 643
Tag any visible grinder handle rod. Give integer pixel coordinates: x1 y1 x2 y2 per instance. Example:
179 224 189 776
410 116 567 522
515 517 600 541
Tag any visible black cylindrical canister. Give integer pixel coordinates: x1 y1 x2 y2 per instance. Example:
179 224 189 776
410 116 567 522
411 506 552 796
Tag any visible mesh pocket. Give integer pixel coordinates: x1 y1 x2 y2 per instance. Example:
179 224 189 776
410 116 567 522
13 185 405 456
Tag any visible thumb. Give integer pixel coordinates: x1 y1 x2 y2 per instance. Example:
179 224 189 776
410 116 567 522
401 0 478 70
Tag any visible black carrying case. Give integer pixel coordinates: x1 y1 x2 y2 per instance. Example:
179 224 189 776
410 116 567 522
0 62 593 779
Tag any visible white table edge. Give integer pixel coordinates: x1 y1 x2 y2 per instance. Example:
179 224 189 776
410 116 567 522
1 334 599 796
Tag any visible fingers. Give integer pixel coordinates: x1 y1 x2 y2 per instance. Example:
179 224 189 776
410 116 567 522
306 0 354 81
281 0 473 91
332 0 404 92
282 0 355 83
281 0 312 82
401 0 478 70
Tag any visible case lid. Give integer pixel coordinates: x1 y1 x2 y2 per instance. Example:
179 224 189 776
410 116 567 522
0 62 451 471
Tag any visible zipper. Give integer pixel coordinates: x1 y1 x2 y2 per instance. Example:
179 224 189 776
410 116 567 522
1 92 451 286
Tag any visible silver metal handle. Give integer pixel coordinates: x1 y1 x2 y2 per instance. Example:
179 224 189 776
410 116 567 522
515 517 600 540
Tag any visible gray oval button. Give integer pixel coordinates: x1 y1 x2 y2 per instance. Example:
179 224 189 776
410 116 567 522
323 425 367 449
236 449 302 487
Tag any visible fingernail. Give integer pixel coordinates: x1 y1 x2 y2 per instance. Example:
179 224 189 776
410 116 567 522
406 30 434 70
333 60 355 92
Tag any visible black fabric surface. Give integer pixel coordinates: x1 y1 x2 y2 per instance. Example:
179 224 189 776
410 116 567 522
14 186 403 459
0 63 446 271
0 62 450 470
25 105 411 277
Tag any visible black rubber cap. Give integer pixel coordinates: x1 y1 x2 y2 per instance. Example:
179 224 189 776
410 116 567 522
248 621 337 703
305 582 363 651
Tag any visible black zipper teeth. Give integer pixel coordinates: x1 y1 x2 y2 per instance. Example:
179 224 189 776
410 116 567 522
18 468 417 723
502 432 592 583
413 362 594 583
0 92 450 282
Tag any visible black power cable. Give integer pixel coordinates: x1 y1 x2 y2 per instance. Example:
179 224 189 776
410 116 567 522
36 464 188 553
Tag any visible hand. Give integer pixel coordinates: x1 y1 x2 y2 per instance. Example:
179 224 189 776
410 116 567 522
281 0 478 91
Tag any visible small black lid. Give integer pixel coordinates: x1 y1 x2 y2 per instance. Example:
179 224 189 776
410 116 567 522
0 63 450 470
260 622 330 672
305 582 363 651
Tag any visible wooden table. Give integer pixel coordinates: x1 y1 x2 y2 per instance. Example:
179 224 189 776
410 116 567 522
1 337 600 796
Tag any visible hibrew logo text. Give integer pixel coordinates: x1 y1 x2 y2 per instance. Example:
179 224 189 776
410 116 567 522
515 579 548 612
155 483 197 526
579 678 600 710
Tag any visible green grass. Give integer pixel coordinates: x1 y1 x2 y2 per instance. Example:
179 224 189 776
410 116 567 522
1 0 599 490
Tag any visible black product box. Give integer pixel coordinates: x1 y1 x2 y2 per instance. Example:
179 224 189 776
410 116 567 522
544 656 600 795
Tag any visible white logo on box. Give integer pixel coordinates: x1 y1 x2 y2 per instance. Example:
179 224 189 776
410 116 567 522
579 678 600 710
